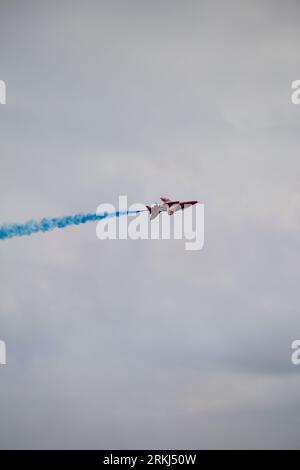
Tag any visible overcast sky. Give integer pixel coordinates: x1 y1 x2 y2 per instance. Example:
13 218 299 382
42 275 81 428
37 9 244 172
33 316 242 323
0 0 300 449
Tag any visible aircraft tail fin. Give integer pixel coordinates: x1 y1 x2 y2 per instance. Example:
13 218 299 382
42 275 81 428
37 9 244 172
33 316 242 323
146 204 160 220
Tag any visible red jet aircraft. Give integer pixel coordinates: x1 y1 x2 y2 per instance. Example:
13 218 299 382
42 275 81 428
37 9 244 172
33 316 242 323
146 197 198 220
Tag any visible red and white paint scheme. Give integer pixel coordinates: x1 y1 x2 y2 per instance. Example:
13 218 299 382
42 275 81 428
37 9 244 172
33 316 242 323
146 197 198 220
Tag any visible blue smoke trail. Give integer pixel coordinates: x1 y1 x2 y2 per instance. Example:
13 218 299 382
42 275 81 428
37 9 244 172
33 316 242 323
0 210 145 241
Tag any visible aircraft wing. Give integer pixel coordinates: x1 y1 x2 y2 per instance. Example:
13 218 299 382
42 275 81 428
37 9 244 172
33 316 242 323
160 197 171 203
168 204 181 215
